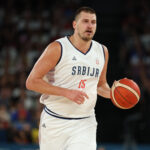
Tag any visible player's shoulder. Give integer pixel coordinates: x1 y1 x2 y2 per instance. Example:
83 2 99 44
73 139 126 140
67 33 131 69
46 41 61 50
56 36 68 43
92 40 109 59
92 39 101 46
92 40 108 51
46 36 67 50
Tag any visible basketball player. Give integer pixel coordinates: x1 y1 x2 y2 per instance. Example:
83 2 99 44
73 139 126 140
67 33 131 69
26 7 112 150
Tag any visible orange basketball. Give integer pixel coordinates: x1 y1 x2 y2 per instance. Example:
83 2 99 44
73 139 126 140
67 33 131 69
110 78 141 109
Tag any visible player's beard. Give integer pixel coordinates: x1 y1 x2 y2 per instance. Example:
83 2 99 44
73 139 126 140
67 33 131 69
78 31 94 41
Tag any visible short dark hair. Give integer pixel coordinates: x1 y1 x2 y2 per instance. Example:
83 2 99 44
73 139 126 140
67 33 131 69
74 6 96 20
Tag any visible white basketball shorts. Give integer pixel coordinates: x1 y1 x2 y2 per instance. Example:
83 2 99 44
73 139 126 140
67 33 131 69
39 109 97 150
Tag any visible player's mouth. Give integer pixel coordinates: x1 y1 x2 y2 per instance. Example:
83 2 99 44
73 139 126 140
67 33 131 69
85 30 93 34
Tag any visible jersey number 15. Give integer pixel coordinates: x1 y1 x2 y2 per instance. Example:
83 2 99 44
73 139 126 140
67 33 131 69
78 79 87 89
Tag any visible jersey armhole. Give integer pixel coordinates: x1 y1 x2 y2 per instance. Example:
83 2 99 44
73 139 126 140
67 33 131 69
101 44 105 61
55 41 63 66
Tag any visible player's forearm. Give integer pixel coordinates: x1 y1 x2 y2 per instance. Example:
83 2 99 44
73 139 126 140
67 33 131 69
97 83 111 99
26 78 68 97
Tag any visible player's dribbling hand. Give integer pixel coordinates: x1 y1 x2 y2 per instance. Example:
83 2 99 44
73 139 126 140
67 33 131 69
111 78 128 88
111 80 119 88
65 89 89 104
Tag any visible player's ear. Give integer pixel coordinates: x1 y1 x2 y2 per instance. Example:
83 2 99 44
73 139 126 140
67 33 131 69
72 20 76 30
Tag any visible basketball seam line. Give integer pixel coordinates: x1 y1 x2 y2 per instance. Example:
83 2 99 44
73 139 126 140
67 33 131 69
117 82 139 100
114 84 135 105
111 83 125 109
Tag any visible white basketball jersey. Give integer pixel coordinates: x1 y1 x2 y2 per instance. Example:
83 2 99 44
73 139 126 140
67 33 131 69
40 36 105 118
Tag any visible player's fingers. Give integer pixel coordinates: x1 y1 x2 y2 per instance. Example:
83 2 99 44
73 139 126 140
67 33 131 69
113 80 116 84
77 95 86 104
111 80 116 89
78 96 85 102
113 80 119 85
81 92 89 99
112 80 116 86
76 98 83 104
114 80 120 85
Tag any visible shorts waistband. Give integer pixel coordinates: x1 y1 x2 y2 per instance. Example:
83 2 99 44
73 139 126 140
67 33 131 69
44 106 90 120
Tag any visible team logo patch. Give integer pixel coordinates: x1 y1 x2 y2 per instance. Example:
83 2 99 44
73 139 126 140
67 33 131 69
42 123 46 128
72 56 77 60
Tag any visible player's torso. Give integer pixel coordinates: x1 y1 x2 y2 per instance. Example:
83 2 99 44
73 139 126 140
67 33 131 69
40 36 105 118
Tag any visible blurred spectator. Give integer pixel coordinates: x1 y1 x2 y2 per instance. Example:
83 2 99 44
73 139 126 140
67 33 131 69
0 104 10 142
0 0 79 144
119 0 150 146
98 146 106 150
0 85 12 108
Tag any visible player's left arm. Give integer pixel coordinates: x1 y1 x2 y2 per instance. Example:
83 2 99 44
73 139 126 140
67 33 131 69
97 45 111 99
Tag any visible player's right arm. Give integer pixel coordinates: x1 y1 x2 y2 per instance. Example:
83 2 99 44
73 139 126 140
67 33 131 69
26 42 88 104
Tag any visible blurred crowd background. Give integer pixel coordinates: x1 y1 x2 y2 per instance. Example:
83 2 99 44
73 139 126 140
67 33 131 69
0 0 149 148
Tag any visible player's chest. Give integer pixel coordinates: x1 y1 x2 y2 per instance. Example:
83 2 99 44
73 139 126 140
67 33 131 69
64 50 103 68
60 51 104 78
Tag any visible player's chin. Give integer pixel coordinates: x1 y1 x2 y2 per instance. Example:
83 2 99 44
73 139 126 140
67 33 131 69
83 35 93 41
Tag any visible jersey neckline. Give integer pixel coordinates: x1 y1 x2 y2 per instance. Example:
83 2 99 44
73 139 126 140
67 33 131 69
66 36 93 55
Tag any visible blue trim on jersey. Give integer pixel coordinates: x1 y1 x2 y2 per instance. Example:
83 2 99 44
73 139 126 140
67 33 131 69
66 36 93 55
101 44 105 61
55 41 63 65
45 106 60 115
44 106 90 120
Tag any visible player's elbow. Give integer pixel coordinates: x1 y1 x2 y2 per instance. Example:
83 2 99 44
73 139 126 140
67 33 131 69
26 76 35 91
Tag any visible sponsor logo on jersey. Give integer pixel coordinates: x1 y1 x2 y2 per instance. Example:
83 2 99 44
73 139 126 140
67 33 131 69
72 66 99 77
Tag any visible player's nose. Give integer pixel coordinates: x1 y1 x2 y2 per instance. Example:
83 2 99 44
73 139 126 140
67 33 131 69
87 22 93 28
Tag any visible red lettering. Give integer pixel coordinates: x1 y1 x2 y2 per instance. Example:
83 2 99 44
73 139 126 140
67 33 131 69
78 80 87 88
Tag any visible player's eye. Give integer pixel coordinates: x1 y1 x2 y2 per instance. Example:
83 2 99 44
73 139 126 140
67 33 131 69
91 20 96 24
83 19 89 23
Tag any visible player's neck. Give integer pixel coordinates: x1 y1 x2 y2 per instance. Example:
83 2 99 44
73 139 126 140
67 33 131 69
69 34 92 53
